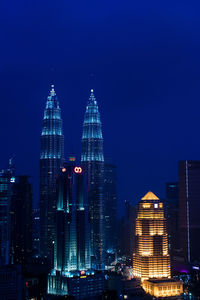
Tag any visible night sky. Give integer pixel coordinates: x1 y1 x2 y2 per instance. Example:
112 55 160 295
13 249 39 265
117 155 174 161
1 1 200 214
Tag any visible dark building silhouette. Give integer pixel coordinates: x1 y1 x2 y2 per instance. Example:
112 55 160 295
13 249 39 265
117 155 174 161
165 182 179 258
32 208 40 256
81 89 104 268
119 200 137 258
179 160 200 263
10 175 33 264
0 265 22 300
104 163 117 253
0 162 14 265
39 85 64 263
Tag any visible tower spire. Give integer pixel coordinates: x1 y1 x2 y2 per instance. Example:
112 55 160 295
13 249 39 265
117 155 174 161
50 84 56 97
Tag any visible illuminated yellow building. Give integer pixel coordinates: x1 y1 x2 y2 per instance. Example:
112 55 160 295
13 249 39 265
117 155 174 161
142 279 183 297
133 191 183 297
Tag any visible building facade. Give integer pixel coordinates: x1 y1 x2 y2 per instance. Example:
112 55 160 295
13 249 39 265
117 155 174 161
104 163 117 253
48 161 94 296
10 175 33 264
133 191 183 298
39 85 64 262
133 191 171 281
0 163 14 265
179 160 200 263
81 89 104 268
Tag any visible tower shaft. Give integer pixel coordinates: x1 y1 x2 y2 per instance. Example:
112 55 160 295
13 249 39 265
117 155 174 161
81 90 104 268
39 85 64 262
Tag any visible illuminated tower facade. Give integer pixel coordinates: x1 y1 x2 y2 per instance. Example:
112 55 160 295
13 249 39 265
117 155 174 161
81 89 104 268
39 85 64 261
53 162 91 272
48 162 91 296
133 191 171 281
133 192 183 298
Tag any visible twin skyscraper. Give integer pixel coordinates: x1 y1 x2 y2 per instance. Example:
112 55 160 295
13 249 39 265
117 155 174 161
39 85 107 276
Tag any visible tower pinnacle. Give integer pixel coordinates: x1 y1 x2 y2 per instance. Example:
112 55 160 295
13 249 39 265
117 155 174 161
50 84 56 97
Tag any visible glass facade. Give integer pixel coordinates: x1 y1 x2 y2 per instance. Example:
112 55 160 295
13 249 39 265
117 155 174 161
0 169 12 265
81 90 104 269
39 85 64 262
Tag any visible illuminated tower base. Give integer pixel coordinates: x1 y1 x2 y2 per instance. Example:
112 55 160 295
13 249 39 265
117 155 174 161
142 278 183 298
133 192 183 297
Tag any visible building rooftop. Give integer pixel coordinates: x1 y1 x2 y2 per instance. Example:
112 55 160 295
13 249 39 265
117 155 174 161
145 278 180 284
141 191 159 201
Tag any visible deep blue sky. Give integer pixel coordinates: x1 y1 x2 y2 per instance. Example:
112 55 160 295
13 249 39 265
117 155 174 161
1 1 200 212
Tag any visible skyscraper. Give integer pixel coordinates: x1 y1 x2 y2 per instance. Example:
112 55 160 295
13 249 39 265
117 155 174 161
48 161 92 296
0 161 14 265
53 162 91 272
179 160 200 263
104 163 117 253
133 191 171 281
81 89 104 268
133 191 182 298
10 175 33 264
165 182 179 259
39 85 64 262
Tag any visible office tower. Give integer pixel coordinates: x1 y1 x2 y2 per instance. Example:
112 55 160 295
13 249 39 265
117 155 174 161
104 163 117 253
81 89 104 268
53 162 90 272
0 163 14 265
48 161 95 296
39 85 64 262
165 183 179 258
32 208 40 256
133 191 171 281
133 191 182 297
119 200 137 257
10 176 33 264
179 160 200 263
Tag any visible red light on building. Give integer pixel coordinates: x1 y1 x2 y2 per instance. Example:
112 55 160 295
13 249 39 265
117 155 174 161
69 156 76 162
62 168 66 173
80 270 85 275
74 167 82 174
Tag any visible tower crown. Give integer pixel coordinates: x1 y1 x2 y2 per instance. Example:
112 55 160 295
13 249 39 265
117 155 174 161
141 191 159 201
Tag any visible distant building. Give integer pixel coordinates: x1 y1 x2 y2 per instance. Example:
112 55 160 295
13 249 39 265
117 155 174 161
165 182 179 257
104 163 117 253
81 89 104 268
119 201 137 258
39 85 64 263
32 208 40 256
0 265 22 300
10 175 33 264
179 160 200 263
0 161 14 265
133 191 183 297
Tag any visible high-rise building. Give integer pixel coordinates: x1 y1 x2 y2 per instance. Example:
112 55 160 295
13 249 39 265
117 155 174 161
179 160 200 263
104 163 117 253
53 162 91 272
165 182 179 258
118 200 137 258
48 161 96 296
133 191 171 281
81 89 104 268
39 85 64 262
10 175 33 264
0 162 14 265
133 191 182 297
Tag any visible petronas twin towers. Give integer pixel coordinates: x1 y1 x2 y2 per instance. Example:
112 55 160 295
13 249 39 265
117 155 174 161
40 85 104 268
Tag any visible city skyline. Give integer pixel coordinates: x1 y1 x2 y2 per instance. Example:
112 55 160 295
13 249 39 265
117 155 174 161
1 1 200 213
